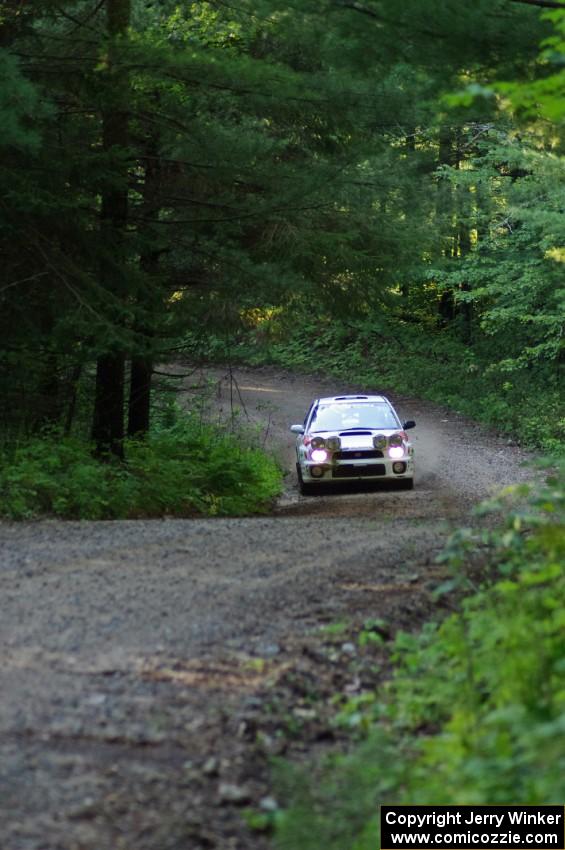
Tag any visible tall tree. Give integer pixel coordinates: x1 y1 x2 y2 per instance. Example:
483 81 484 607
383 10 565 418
91 0 131 456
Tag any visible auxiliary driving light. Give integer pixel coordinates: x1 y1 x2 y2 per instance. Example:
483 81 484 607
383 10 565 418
310 466 324 478
326 436 341 451
389 433 404 447
393 461 407 474
311 448 329 463
311 436 326 449
388 446 404 460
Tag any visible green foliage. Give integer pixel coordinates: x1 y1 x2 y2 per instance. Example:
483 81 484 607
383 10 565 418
428 131 565 373
0 50 45 150
319 621 349 637
498 9 565 123
0 416 281 520
274 464 565 849
447 9 565 123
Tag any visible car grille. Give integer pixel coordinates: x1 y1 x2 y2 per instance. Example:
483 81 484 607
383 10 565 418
333 464 386 478
333 449 384 460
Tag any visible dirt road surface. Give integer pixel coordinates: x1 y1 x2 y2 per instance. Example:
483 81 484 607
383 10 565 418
0 367 533 850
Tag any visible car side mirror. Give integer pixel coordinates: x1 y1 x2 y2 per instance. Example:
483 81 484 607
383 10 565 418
403 420 416 430
290 424 305 435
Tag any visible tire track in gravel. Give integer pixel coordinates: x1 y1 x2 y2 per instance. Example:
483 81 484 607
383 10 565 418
0 366 533 850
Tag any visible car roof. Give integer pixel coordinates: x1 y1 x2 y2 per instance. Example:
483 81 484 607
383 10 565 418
316 395 390 405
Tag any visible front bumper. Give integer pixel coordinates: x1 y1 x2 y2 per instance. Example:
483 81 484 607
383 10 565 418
301 454 414 484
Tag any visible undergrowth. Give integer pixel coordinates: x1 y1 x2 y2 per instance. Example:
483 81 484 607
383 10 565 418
0 414 282 520
272 461 565 849
183 314 564 453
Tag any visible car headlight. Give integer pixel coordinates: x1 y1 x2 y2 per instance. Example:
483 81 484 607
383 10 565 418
373 434 387 450
326 436 341 451
389 433 404 447
311 436 326 449
311 449 329 463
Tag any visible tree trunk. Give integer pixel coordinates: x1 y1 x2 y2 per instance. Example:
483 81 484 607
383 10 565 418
64 363 83 436
91 0 131 457
36 350 61 429
457 218 473 344
127 139 160 438
92 353 125 455
128 355 152 437
455 132 473 344
437 126 456 323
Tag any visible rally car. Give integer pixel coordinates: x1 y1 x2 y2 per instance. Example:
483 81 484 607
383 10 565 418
290 395 415 495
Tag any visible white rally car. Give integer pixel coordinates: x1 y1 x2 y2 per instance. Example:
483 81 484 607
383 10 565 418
290 395 415 495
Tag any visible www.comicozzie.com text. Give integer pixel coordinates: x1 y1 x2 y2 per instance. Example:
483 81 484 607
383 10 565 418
384 809 563 847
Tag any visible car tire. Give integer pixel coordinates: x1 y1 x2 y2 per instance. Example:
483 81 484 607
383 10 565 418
398 477 414 490
297 463 316 496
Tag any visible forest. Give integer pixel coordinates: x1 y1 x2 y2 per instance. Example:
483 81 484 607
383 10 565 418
1 2 564 848
1 0 563 519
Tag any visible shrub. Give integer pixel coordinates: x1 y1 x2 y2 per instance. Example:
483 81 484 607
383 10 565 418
0 417 282 520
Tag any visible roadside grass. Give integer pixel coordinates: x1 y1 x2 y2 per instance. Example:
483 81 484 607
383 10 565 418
0 415 282 520
271 462 565 849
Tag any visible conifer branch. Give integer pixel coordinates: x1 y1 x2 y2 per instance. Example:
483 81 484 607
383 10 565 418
53 0 105 34
508 0 565 8
335 1 447 39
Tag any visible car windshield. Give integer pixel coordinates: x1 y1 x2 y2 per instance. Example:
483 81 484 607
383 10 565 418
310 402 399 432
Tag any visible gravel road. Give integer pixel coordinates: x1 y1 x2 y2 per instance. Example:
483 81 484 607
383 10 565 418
0 367 534 850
